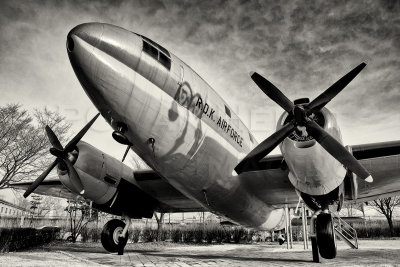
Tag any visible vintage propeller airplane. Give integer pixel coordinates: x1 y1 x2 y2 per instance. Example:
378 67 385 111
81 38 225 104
12 23 400 260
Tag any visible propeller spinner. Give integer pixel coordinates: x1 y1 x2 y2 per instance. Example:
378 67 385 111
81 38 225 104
235 63 373 183
23 113 100 198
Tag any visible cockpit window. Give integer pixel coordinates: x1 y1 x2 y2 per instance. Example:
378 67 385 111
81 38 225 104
142 38 171 70
142 36 170 57
159 52 171 69
143 41 158 59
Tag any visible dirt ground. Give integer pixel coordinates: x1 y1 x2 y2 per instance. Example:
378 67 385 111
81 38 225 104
1 239 400 266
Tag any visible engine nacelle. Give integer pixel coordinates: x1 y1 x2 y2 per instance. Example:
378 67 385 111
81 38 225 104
277 107 347 196
57 141 157 218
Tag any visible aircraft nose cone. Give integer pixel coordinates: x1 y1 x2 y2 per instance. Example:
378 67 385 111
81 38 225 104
66 23 104 53
66 24 105 106
67 23 142 117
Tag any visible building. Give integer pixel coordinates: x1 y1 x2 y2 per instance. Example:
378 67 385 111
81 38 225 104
0 198 29 218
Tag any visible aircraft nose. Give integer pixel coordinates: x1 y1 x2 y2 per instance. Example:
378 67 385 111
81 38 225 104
67 23 142 116
67 23 105 110
66 23 104 53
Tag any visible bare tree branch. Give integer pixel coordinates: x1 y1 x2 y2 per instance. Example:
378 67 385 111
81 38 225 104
0 104 71 188
369 196 400 237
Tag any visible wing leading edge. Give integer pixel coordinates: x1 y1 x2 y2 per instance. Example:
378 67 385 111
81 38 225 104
350 140 400 202
11 170 206 213
240 140 400 206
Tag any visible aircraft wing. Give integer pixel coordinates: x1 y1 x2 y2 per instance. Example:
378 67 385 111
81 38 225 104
133 170 206 212
240 140 400 207
239 155 299 208
11 170 206 213
349 140 400 202
12 140 398 212
11 180 80 200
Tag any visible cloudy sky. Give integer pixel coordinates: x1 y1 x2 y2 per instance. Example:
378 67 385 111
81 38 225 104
1 0 399 162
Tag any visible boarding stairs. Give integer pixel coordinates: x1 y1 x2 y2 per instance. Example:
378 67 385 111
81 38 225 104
332 213 358 249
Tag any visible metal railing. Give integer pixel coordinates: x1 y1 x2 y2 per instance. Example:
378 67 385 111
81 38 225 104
332 213 358 249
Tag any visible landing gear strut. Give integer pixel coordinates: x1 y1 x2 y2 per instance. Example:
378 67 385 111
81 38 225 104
101 216 131 254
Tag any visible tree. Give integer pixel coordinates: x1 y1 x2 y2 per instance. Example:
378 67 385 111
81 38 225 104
341 202 365 218
369 196 400 237
0 104 70 188
14 191 31 211
65 199 96 242
28 194 63 218
29 195 42 217
153 212 165 241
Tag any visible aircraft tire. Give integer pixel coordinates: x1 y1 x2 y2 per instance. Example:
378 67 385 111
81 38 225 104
101 219 128 253
316 213 337 259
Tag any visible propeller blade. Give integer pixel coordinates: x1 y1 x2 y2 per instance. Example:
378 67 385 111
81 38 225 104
65 113 100 152
235 122 295 174
24 159 58 198
307 62 367 112
250 72 295 113
306 120 372 182
63 159 85 194
45 126 64 150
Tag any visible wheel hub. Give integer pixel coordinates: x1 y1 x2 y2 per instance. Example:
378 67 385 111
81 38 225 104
112 226 124 244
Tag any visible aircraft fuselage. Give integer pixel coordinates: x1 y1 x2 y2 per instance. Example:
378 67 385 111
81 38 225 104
67 23 347 229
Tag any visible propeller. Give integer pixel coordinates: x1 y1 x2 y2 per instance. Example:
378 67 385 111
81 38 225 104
24 113 100 198
235 63 373 183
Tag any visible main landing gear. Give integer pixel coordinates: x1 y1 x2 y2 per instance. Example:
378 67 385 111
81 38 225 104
101 216 131 254
310 210 337 262
316 213 336 259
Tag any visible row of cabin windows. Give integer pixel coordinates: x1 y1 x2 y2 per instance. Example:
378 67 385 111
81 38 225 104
142 37 171 70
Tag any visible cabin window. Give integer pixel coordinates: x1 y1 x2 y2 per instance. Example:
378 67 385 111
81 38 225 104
225 105 231 118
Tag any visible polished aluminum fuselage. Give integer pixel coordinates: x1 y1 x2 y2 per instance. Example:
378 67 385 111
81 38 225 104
67 23 347 230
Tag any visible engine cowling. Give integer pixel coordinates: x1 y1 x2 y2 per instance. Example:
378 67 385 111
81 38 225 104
57 141 157 218
277 107 347 196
